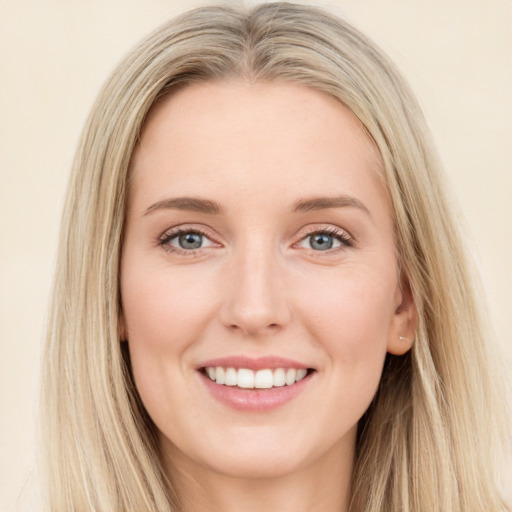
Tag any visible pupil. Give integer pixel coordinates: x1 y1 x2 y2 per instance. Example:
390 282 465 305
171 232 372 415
311 234 333 250
179 233 202 249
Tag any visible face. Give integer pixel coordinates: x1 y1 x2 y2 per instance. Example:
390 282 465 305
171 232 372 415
120 80 415 481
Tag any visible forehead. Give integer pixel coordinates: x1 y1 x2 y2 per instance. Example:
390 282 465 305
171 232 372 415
128 80 388 217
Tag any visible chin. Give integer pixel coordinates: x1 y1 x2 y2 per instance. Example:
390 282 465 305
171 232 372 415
173 423 353 482
202 447 310 480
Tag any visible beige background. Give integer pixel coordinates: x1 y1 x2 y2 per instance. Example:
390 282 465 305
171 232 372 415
1 0 510 510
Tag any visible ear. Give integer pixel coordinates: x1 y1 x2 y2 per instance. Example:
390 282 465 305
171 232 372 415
387 274 418 356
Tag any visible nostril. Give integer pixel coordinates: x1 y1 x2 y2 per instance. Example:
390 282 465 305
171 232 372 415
228 322 281 332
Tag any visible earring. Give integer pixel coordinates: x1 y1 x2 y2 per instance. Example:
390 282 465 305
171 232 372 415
398 335 411 342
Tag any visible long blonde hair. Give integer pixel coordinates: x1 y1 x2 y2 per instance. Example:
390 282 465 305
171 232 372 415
41 3 510 511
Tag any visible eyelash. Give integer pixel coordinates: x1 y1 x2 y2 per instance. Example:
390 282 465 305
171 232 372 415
298 226 354 253
157 225 354 255
158 226 216 255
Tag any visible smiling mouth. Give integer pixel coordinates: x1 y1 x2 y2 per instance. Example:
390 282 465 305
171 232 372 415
201 367 315 389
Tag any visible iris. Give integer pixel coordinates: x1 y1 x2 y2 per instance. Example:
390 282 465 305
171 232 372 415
179 232 203 249
309 234 334 250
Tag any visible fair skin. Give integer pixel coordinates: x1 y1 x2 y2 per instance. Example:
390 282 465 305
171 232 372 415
120 80 416 512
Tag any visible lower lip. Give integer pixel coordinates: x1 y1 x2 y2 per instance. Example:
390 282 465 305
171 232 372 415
199 371 314 412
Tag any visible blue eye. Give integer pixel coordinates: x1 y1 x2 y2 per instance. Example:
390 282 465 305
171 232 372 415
176 232 203 250
160 229 217 252
297 229 352 252
309 233 335 250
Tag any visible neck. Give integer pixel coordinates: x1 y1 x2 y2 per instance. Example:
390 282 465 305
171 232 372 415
162 437 355 512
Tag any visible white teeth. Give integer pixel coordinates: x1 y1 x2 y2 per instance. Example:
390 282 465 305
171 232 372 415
215 367 225 385
296 369 307 382
237 368 255 388
225 367 237 386
273 368 286 387
204 366 310 388
254 369 273 389
285 368 297 385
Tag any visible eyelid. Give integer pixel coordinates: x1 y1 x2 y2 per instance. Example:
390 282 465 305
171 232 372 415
293 225 355 251
156 223 354 256
158 224 222 254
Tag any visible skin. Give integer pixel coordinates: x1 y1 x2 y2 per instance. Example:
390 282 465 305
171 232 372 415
120 80 416 512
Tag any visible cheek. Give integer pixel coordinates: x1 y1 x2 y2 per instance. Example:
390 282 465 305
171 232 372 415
121 260 218 351
120 258 219 414
297 264 397 397
301 264 396 341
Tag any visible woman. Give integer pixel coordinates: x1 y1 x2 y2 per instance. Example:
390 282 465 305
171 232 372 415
40 3 510 511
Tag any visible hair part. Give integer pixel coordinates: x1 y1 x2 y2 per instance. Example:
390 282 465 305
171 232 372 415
41 3 511 511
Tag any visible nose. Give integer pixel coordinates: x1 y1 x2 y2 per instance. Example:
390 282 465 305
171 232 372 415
219 242 291 337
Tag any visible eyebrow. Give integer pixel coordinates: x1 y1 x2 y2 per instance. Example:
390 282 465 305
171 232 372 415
144 196 223 216
292 195 371 217
143 194 371 217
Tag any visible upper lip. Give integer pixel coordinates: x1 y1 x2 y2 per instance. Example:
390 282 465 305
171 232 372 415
197 356 311 371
